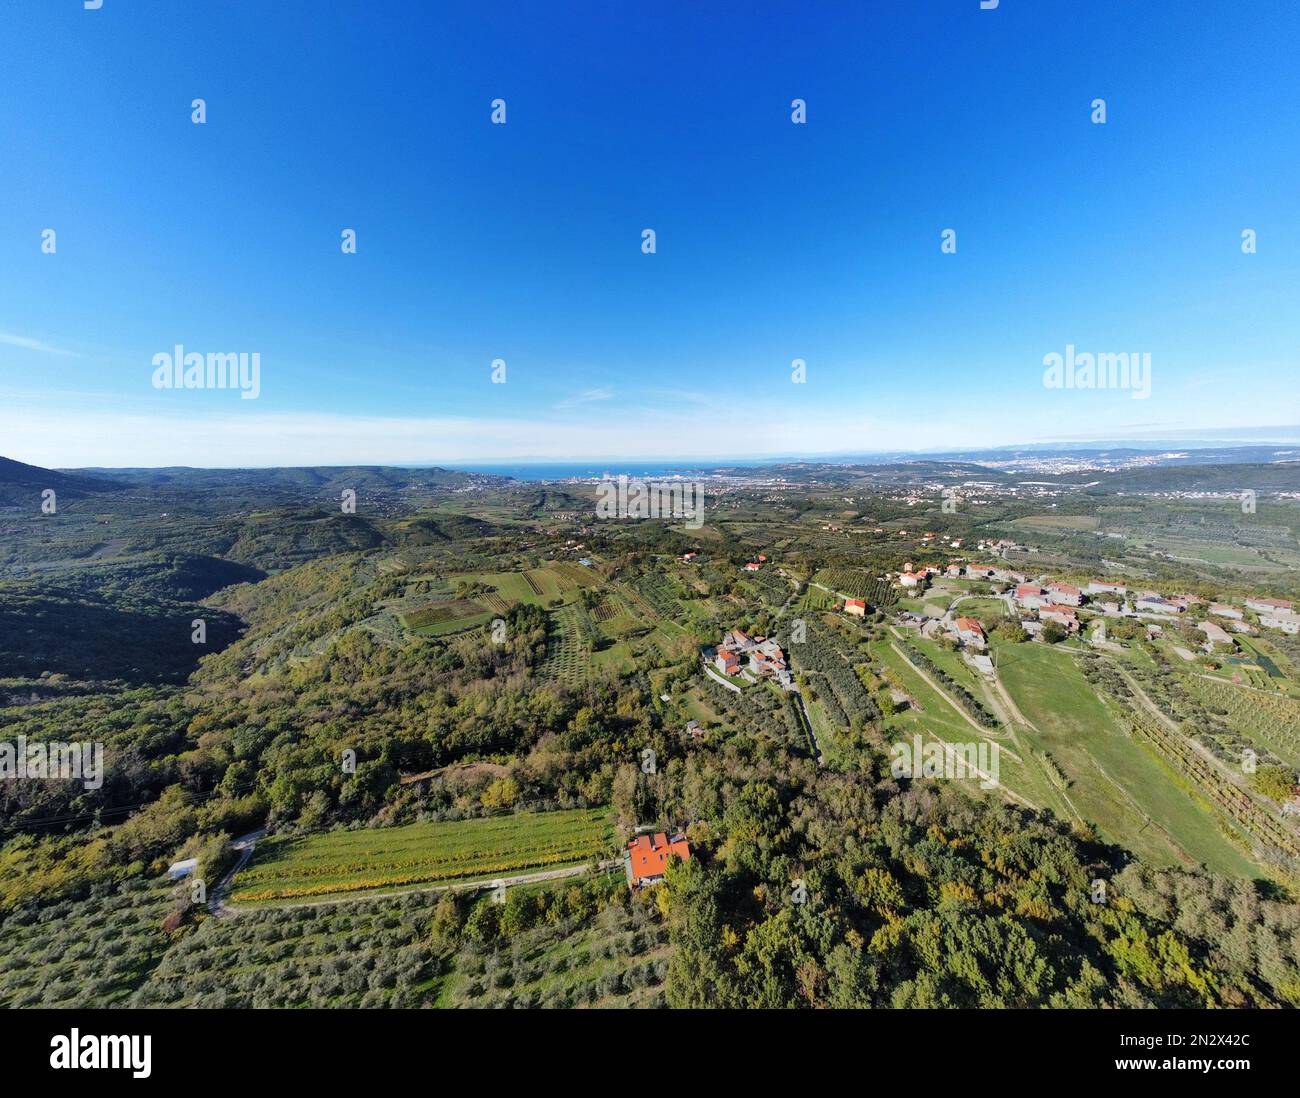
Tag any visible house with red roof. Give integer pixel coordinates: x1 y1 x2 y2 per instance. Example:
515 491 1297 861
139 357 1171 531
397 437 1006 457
843 597 866 617
1039 604 1080 631
626 832 691 889
1015 583 1046 609
954 617 987 648
1046 582 1083 607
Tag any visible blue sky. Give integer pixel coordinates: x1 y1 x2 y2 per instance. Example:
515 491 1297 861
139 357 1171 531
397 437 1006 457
1 0 1298 467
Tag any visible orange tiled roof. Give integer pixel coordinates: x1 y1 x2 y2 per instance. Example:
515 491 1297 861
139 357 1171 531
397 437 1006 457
627 833 691 883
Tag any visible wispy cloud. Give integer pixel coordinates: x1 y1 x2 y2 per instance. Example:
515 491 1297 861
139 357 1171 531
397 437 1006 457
0 332 81 358
554 387 614 409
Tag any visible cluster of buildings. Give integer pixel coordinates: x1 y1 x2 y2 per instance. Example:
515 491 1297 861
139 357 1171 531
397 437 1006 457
742 554 768 572
1246 596 1297 635
713 629 793 688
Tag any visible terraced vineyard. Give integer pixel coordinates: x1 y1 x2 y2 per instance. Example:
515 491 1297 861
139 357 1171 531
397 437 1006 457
229 808 614 904
1129 717 1300 861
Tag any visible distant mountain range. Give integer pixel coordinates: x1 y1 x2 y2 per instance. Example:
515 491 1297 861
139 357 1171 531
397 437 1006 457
3 446 1299 507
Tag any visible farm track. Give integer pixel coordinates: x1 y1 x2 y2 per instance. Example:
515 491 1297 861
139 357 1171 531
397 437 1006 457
222 860 621 915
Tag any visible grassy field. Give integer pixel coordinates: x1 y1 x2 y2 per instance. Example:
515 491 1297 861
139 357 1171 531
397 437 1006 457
446 563 597 610
871 637 1059 814
230 808 614 905
993 641 1261 877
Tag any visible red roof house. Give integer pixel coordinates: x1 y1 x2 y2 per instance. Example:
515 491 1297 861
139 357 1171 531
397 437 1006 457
626 833 691 888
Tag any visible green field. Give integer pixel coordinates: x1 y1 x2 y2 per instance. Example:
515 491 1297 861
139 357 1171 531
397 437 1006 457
401 598 496 636
230 808 614 905
993 642 1261 876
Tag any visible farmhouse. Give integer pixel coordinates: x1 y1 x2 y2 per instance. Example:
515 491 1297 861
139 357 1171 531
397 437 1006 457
843 597 867 617
626 833 691 889
946 564 963 577
898 570 928 588
743 561 762 572
1087 580 1127 597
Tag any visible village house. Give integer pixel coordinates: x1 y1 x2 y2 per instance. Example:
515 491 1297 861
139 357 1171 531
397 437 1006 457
626 833 691 889
946 564 963 578
715 649 741 675
743 561 762 572
954 617 987 649
1087 580 1127 597
1135 594 1183 615
1015 583 1046 609
843 597 867 618
1246 596 1293 615
747 637 788 677
1261 614 1300 635
1209 603 1243 620
898 569 928 588
1198 621 1234 651
1046 582 1083 607
1038 605 1080 631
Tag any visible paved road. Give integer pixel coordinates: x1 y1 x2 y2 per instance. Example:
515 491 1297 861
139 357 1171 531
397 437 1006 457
208 829 266 918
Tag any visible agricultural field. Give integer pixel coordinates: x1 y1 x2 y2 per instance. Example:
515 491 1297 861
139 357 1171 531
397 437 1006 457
0 881 177 1008
401 598 496 636
539 604 595 683
441 891 669 1008
229 809 615 905
993 641 1261 877
133 892 440 1008
1187 675 1300 771
811 568 895 606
